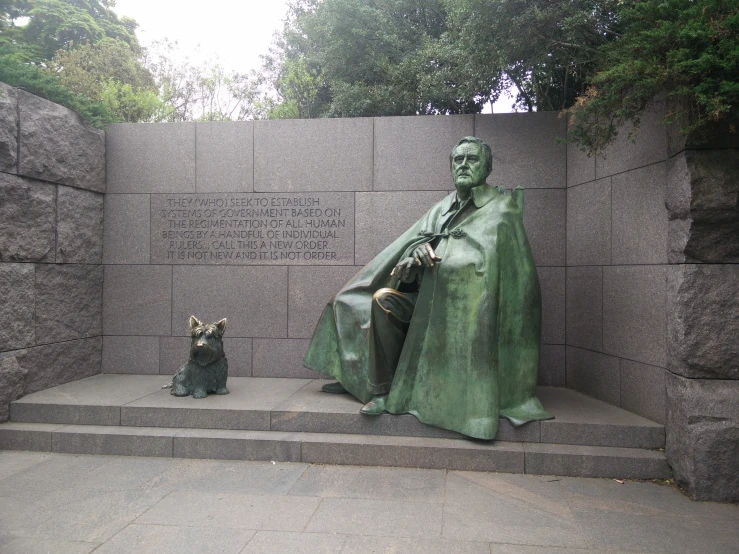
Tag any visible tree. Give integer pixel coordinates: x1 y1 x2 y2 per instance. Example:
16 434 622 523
266 0 487 118
568 0 739 152
0 0 150 126
267 0 737 151
49 38 161 122
144 40 268 122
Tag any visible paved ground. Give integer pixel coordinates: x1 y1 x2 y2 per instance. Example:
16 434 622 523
0 451 736 554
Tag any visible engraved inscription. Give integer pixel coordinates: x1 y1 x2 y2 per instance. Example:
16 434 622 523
151 193 354 265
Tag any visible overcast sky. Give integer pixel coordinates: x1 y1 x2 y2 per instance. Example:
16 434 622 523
113 0 290 73
113 0 511 113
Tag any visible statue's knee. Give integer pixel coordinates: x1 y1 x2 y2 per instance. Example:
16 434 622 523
372 288 393 303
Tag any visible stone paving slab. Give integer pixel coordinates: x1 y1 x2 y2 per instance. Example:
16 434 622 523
0 452 735 554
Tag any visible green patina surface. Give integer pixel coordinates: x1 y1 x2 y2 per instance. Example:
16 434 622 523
304 137 552 440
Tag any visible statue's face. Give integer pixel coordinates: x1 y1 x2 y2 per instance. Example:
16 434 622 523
451 142 486 189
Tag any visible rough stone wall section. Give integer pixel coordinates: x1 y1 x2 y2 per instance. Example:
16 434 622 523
0 84 105 422
663 127 739 503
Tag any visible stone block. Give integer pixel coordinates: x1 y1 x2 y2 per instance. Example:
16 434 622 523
0 356 26 422
173 429 301 462
667 264 739 379
196 121 253 193
476 112 566 189
0 83 18 173
305 496 443 538
612 163 668 265
95 524 255 554
566 346 620 406
538 267 565 345
596 98 668 178
158 336 189 376
135 489 320 531
620 360 666 424
172 265 287 338
566 178 611 266
373 115 473 190
52 426 176 457
13 337 102 395
252 339 321 378
603 266 667 367
106 123 196 193
666 149 739 263
0 173 56 262
10 402 120 426
301 434 525 472
102 336 159 374
667 112 739 157
0 422 59 452
56 186 104 264
150 192 355 266
17 91 105 192
254 118 373 192
35 264 103 344
160 336 252 377
102 194 151 264
522 189 566 266
0 263 35 351
355 191 449 264
567 136 595 187
523 443 670 479
538 345 565 387
537 387 665 449
103 265 172 336
566 266 603 352
666 372 739 502
288 266 360 338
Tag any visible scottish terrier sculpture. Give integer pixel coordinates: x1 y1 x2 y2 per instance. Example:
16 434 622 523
170 316 229 399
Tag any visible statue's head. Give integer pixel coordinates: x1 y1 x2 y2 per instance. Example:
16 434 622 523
449 136 492 190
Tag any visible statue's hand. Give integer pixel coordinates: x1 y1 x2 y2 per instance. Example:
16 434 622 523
390 243 441 283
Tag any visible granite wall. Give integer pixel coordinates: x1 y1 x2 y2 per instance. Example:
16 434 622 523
0 84 105 421
565 101 671 425
567 99 739 502
101 113 568 384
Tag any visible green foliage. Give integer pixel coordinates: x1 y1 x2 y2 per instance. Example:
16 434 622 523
0 49 117 126
569 0 739 152
268 0 737 152
267 0 485 118
0 0 154 124
4 0 140 62
49 38 160 121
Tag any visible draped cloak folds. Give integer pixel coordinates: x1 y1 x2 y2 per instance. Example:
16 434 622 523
303 184 553 440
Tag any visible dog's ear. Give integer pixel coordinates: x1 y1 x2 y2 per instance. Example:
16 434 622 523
215 318 227 335
189 316 203 331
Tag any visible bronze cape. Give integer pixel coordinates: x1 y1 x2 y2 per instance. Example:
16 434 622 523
304 184 552 439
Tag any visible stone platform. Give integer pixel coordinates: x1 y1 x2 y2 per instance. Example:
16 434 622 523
0 375 670 479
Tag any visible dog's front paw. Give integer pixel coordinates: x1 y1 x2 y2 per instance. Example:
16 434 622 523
192 390 208 399
215 387 230 395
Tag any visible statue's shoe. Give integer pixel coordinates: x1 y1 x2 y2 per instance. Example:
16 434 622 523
321 381 348 394
360 395 387 416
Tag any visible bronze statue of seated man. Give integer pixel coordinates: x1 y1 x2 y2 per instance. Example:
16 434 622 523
304 137 552 440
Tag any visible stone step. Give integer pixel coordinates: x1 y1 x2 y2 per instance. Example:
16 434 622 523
8 375 666 449
0 422 671 480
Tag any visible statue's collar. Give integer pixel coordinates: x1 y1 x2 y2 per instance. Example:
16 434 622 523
442 184 498 214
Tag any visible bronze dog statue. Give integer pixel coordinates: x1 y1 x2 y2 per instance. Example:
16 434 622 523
170 316 229 399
